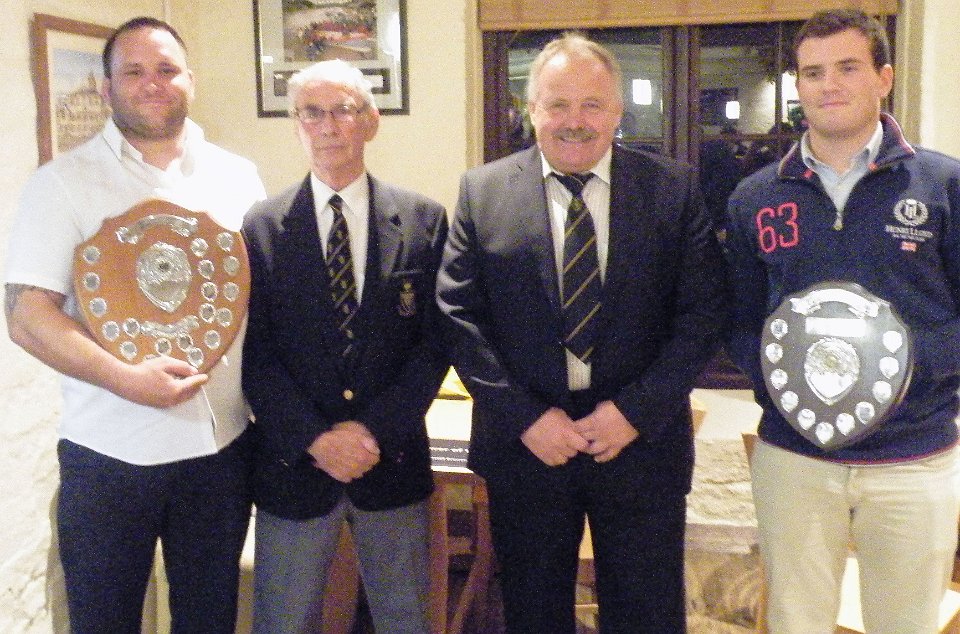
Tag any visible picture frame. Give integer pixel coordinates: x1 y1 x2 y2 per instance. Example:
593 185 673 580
30 14 113 165
253 0 408 117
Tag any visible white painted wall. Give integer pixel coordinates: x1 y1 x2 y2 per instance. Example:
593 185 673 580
0 3 160 631
171 0 478 204
900 0 960 157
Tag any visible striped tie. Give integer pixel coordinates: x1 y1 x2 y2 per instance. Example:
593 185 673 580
325 195 359 358
554 172 601 363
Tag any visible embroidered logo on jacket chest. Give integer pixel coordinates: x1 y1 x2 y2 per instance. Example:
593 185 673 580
885 198 932 252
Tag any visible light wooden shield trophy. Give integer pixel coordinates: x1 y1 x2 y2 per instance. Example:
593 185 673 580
73 199 249 373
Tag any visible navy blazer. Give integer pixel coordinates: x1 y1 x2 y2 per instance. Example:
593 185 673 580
243 175 448 518
437 145 730 491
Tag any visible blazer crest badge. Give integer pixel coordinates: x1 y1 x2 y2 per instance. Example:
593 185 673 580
398 279 417 317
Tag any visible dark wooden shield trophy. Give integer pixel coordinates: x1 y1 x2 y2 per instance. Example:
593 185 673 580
73 199 249 373
760 281 913 451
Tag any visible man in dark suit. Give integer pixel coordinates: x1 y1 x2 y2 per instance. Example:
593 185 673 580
437 33 729 633
242 59 447 633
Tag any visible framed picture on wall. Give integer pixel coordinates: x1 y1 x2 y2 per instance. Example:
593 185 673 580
30 14 113 165
253 0 408 116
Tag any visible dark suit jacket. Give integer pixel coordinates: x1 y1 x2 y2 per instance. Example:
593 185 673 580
436 145 730 492
243 175 448 519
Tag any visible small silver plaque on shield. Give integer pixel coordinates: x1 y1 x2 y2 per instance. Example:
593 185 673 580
760 281 912 451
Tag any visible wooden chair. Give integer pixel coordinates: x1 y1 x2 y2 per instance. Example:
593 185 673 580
741 432 960 634
296 472 494 634
575 520 599 628
320 527 361 633
428 471 494 634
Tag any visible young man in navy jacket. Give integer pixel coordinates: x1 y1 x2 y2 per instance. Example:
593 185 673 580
726 8 960 633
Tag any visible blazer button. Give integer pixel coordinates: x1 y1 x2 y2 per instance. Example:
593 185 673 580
343 389 354 401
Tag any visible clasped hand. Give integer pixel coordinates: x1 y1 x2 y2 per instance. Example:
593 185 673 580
520 401 638 466
308 422 381 483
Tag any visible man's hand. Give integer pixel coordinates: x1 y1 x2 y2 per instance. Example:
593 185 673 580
113 356 208 408
5 283 207 408
573 400 639 462
307 421 381 483
521 407 589 466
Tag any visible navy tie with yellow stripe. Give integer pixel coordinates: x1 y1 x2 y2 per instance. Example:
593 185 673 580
325 194 359 358
554 172 601 363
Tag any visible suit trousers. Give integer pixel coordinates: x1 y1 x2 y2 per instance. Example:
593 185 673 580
484 394 688 634
57 430 253 634
752 440 960 634
252 496 430 634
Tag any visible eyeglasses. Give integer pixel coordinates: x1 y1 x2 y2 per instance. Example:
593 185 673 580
291 103 366 125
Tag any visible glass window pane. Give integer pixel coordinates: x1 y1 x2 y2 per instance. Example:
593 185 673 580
699 24 778 136
616 42 663 143
780 21 805 134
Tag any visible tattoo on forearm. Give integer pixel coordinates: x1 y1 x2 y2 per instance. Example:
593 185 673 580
4 284 63 321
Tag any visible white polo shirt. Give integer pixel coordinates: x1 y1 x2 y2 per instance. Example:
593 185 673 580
4 118 266 465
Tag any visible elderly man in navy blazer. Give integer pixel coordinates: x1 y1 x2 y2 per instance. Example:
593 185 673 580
437 33 729 633
242 60 447 633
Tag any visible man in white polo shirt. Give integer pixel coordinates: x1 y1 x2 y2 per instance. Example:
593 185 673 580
4 17 264 633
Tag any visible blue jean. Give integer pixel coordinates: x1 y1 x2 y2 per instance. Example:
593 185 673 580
57 430 253 634
252 496 430 634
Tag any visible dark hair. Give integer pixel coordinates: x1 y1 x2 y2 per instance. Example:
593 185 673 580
102 17 187 77
792 8 890 71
